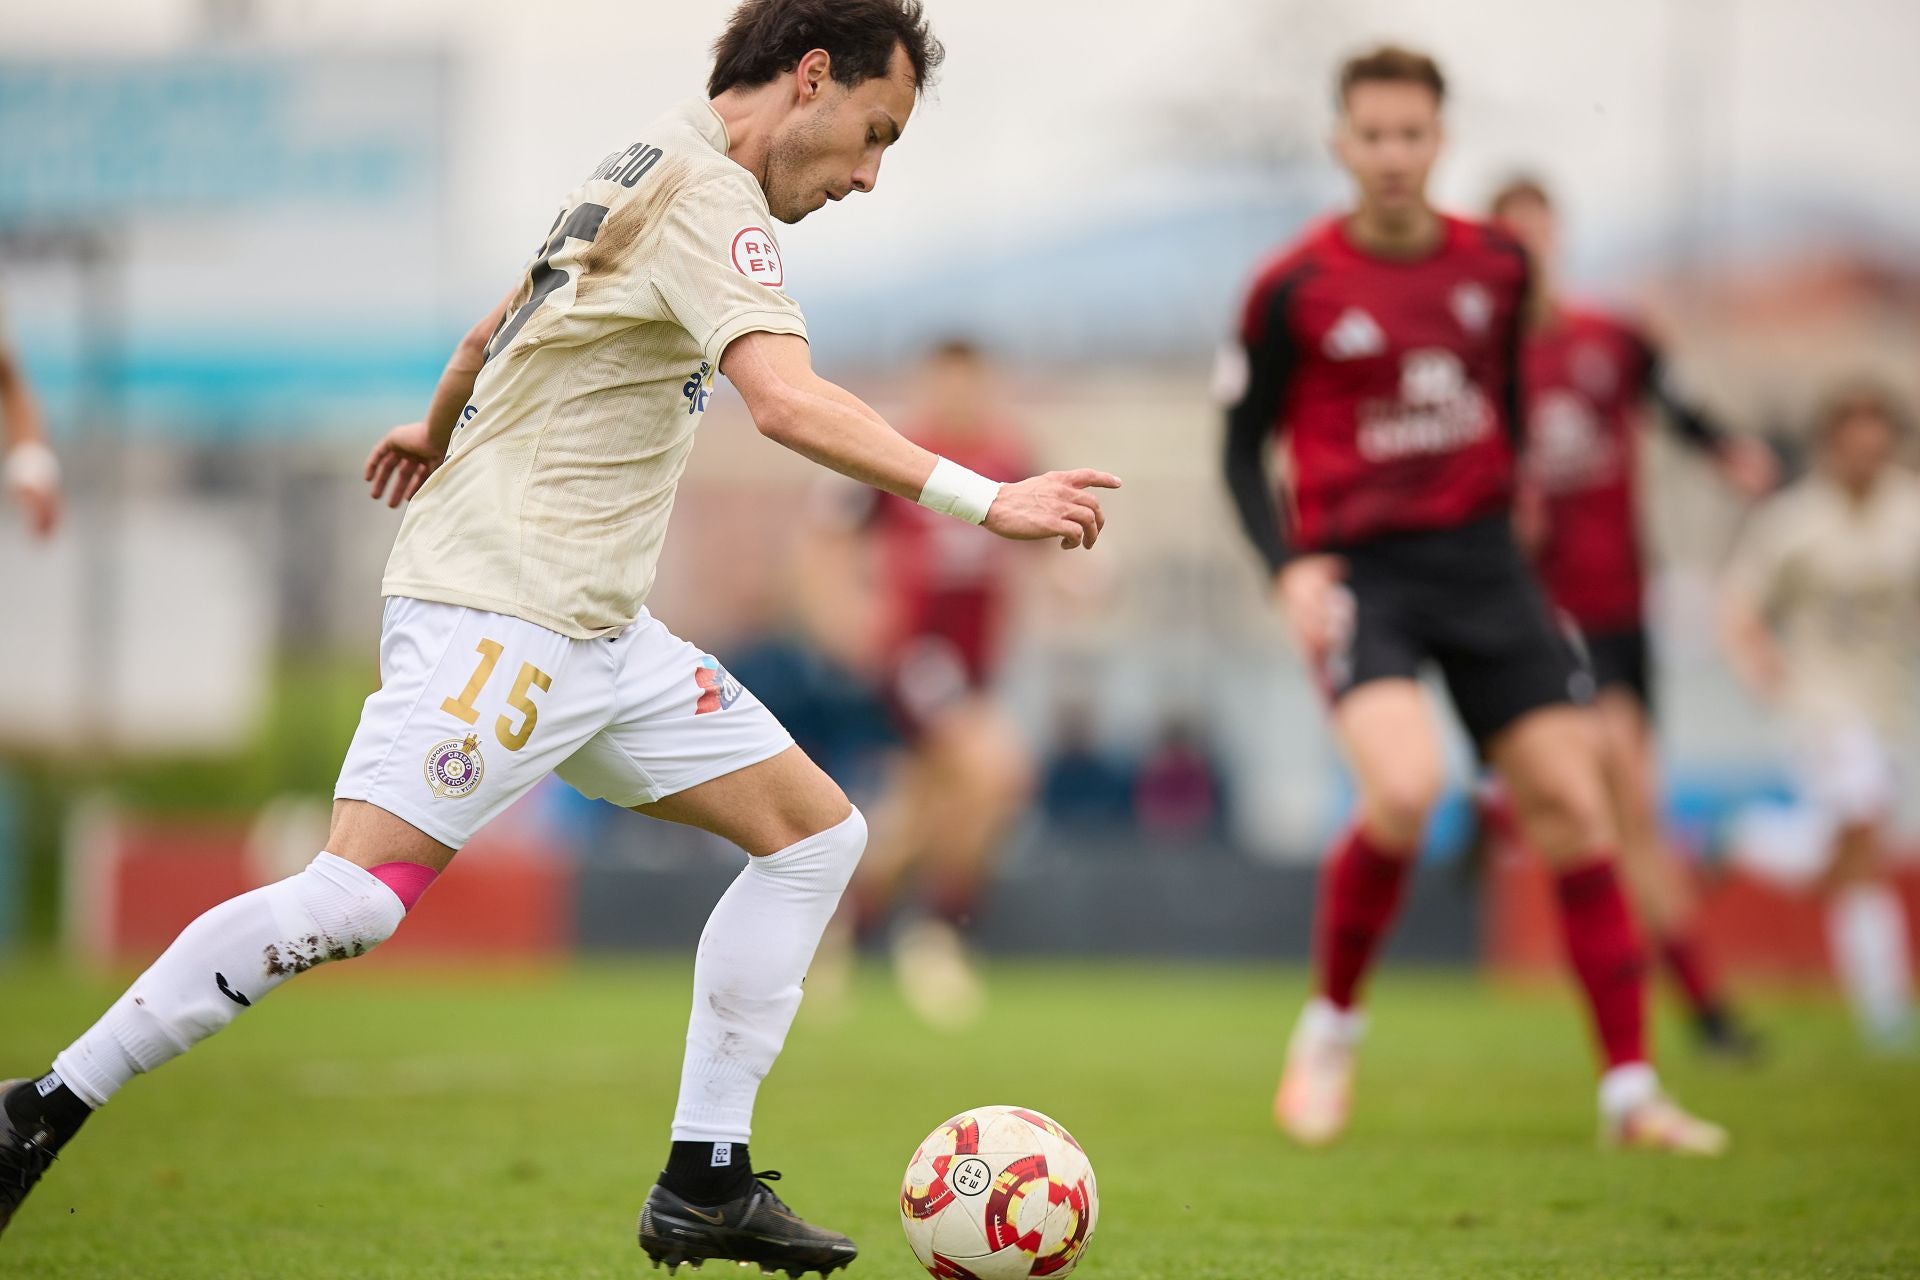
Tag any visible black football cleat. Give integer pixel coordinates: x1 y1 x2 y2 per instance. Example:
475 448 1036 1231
638 1170 857 1278
0 1079 62 1240
1695 1010 1767 1064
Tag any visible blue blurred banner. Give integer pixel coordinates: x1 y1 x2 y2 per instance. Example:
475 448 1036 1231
0 54 443 225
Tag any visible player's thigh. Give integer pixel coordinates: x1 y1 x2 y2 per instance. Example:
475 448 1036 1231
553 610 845 855
1592 687 1659 830
923 695 1034 807
1486 704 1615 860
332 597 612 867
637 745 852 856
1331 678 1448 841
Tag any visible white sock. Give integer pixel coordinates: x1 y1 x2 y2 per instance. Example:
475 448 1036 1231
1598 1062 1660 1120
1827 882 1915 1044
671 809 868 1143
52 853 406 1108
1294 996 1366 1049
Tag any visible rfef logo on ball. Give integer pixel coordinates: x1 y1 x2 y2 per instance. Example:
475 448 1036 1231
424 733 485 799
730 227 783 287
693 655 744 716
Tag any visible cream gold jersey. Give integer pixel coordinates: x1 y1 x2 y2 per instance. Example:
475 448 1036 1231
384 98 807 638
1724 468 1920 737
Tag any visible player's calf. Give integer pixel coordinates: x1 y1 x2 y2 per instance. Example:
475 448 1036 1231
1 852 434 1238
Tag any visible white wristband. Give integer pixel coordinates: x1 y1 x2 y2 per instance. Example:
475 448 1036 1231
4 440 59 493
917 456 1001 526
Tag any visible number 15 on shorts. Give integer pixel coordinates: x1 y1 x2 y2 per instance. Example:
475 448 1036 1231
441 638 552 752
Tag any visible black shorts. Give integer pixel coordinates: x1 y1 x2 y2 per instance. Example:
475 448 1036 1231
1323 516 1590 745
1569 623 1653 715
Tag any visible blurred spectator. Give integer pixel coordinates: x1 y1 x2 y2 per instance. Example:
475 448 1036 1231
1041 700 1134 830
1132 714 1228 840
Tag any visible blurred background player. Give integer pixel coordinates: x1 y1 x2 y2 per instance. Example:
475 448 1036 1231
1721 384 1919 1051
1489 177 1775 1058
0 292 60 539
806 340 1035 1029
1222 46 1725 1153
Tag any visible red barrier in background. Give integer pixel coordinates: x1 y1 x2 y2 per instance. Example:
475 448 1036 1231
69 810 574 967
1485 847 1920 980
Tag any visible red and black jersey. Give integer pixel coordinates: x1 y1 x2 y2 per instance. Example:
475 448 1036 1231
1223 214 1530 564
1523 306 1726 631
870 427 1031 684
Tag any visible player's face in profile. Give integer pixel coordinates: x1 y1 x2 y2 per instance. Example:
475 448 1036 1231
1824 408 1898 489
1495 194 1557 266
764 45 918 224
1334 82 1443 219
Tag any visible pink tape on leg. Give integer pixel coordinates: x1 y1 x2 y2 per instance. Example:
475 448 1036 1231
368 861 439 913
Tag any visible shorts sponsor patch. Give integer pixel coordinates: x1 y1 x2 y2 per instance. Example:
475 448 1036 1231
424 732 486 799
730 227 783 287
694 655 744 716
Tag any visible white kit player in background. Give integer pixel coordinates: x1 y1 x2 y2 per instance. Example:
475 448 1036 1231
0 290 61 540
1721 383 1920 1052
0 2 1121 1272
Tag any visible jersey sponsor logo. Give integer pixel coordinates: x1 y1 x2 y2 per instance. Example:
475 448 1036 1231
424 732 486 799
1323 307 1386 360
1355 349 1494 462
682 361 715 416
693 655 744 715
1528 388 1620 493
730 227 784 287
1450 281 1494 336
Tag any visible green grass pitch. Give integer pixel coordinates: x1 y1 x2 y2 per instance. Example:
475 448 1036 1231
4 958 1916 1278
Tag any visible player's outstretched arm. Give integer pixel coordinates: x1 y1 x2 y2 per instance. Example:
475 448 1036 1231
364 290 514 507
721 330 1120 550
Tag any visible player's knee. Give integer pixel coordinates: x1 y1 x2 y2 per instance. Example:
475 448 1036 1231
1362 773 1443 847
270 853 413 965
754 806 869 893
1516 778 1614 862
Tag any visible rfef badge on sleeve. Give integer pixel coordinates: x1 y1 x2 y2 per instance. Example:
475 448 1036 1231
730 227 783 287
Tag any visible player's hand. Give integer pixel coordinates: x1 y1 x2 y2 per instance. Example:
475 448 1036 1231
984 469 1122 550
4 442 62 538
1718 436 1779 500
364 420 446 508
1275 554 1350 662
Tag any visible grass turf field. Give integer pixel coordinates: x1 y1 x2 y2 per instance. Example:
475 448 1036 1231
4 958 1916 1279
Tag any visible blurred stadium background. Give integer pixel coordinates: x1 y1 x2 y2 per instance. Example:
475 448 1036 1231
3 0 1916 973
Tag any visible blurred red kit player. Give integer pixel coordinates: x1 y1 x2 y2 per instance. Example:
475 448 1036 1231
1221 46 1725 1153
1490 177 1775 1058
821 341 1037 1030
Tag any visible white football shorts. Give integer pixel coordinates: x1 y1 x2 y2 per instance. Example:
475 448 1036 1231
335 596 793 848
1792 719 1896 829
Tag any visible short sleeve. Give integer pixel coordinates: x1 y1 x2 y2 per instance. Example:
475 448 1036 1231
650 176 808 367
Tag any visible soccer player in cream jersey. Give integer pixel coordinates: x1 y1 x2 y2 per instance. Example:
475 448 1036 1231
0 2 1120 1272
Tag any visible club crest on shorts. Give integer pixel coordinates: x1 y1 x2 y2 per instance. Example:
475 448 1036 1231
694 655 744 716
424 732 485 799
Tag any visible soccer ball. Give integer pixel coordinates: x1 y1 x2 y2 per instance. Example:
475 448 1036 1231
899 1104 1099 1279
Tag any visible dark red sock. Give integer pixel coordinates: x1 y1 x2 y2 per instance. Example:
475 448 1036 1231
1315 825 1413 1010
1659 933 1725 1020
1555 859 1649 1069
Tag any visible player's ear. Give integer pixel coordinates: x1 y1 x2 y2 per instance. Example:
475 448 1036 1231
796 48 832 103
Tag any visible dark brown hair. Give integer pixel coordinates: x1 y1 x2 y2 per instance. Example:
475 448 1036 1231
1488 174 1552 219
1337 44 1447 109
709 0 944 99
